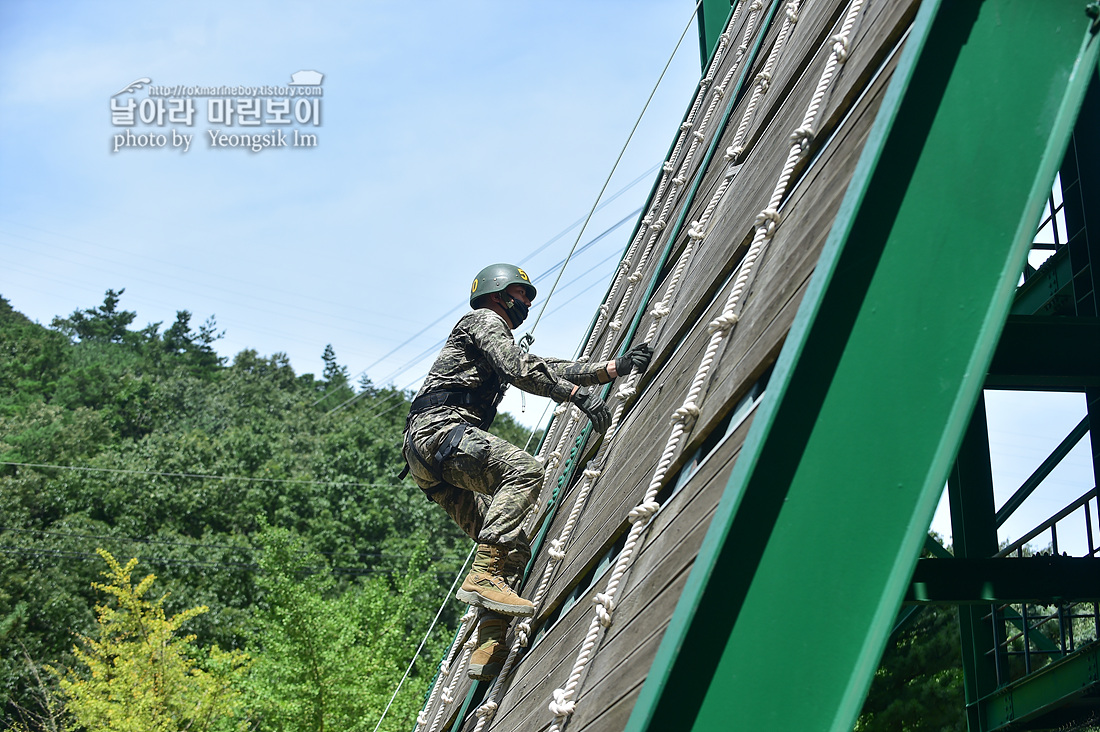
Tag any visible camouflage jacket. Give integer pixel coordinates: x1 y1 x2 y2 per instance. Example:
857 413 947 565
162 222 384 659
405 308 612 448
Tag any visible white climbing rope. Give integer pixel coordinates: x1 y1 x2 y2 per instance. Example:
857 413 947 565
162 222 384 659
543 0 866 729
410 548 476 732
465 4 763 731
414 4 725 729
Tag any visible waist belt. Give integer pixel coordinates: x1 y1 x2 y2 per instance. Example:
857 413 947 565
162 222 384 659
408 390 480 415
399 389 486 482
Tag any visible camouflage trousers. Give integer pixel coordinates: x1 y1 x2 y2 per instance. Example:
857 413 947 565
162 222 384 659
404 419 542 584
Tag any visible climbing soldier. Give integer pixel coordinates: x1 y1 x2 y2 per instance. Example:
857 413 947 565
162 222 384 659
402 263 653 680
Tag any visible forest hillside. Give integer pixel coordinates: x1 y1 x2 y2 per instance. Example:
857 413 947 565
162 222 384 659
0 290 537 731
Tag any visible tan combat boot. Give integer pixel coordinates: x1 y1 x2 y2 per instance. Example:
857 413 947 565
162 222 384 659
456 543 535 617
468 613 510 681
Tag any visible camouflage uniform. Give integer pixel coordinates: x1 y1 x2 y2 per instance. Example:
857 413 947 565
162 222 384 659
403 308 612 573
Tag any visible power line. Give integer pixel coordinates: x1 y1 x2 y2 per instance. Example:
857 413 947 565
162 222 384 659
311 167 657 407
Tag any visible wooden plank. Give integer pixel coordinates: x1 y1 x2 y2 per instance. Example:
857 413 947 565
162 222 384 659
527 0 903 622
543 412 757 729
481 408 754 732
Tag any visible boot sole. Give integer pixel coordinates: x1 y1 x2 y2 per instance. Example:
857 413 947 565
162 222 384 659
456 589 535 617
468 666 501 681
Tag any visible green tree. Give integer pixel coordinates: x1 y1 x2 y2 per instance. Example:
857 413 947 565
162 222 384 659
55 550 251 732
50 289 141 346
855 606 966 732
247 522 447 732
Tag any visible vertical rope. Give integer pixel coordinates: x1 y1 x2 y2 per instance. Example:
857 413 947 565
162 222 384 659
546 1 866 728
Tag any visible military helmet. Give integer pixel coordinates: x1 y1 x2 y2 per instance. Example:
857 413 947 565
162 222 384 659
469 263 536 307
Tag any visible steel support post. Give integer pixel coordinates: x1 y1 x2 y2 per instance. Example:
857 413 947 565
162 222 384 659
627 2 1100 731
949 394 1005 732
1062 68 1100 495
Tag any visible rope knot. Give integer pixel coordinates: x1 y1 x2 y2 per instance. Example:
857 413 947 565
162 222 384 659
628 271 643 284
629 500 661 524
609 320 623 332
719 32 731 46
583 467 602 481
662 160 675 172
785 1 800 23
475 701 498 719
692 131 706 143
831 33 850 62
671 403 701 427
651 303 671 319
673 175 687 187
548 538 567 561
790 125 815 154
679 121 693 132
708 311 740 333
463 635 479 650
516 619 532 647
417 710 429 727
738 43 749 56
754 208 781 236
750 0 763 10
650 219 666 232
713 86 725 100
442 689 454 704
642 214 654 226
725 144 744 162
687 221 706 241
549 689 576 718
593 592 615 626
616 383 637 400
754 71 771 92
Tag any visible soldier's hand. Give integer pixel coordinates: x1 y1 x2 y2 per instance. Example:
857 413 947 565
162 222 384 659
615 343 653 376
574 391 612 433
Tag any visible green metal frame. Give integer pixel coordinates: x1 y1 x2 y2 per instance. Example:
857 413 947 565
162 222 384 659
627 2 1100 730
697 0 735 73
979 644 1100 730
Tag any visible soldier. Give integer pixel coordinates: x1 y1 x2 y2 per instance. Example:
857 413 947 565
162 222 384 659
402 263 652 680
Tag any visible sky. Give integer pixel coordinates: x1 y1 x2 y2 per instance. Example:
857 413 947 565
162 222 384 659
1 1 1095 558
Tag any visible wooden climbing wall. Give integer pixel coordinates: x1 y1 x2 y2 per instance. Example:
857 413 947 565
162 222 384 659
417 0 922 729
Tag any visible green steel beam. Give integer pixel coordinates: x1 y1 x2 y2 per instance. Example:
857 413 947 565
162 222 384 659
979 643 1100 731
949 392 1005 730
697 0 734 73
627 2 1100 731
986 316 1100 389
1012 247 1077 316
995 413 1091 527
906 557 1100 604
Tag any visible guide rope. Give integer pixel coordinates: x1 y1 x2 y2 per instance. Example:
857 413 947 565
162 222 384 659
521 0 705 352
465 2 763 729
543 1 866 728
411 5 709 730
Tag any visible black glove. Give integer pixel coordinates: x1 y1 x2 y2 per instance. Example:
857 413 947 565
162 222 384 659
615 343 653 376
574 391 611 433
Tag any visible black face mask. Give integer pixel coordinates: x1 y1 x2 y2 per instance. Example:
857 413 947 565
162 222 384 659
501 297 529 328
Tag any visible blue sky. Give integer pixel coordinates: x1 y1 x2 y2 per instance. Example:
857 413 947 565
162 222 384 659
1 1 1094 556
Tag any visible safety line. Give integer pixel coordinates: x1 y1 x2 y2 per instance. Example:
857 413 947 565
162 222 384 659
461 2 760 729
522 0 706 348
545 1 867 727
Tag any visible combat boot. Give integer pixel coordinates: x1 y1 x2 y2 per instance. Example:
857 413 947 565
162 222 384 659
468 613 510 681
456 543 535 617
